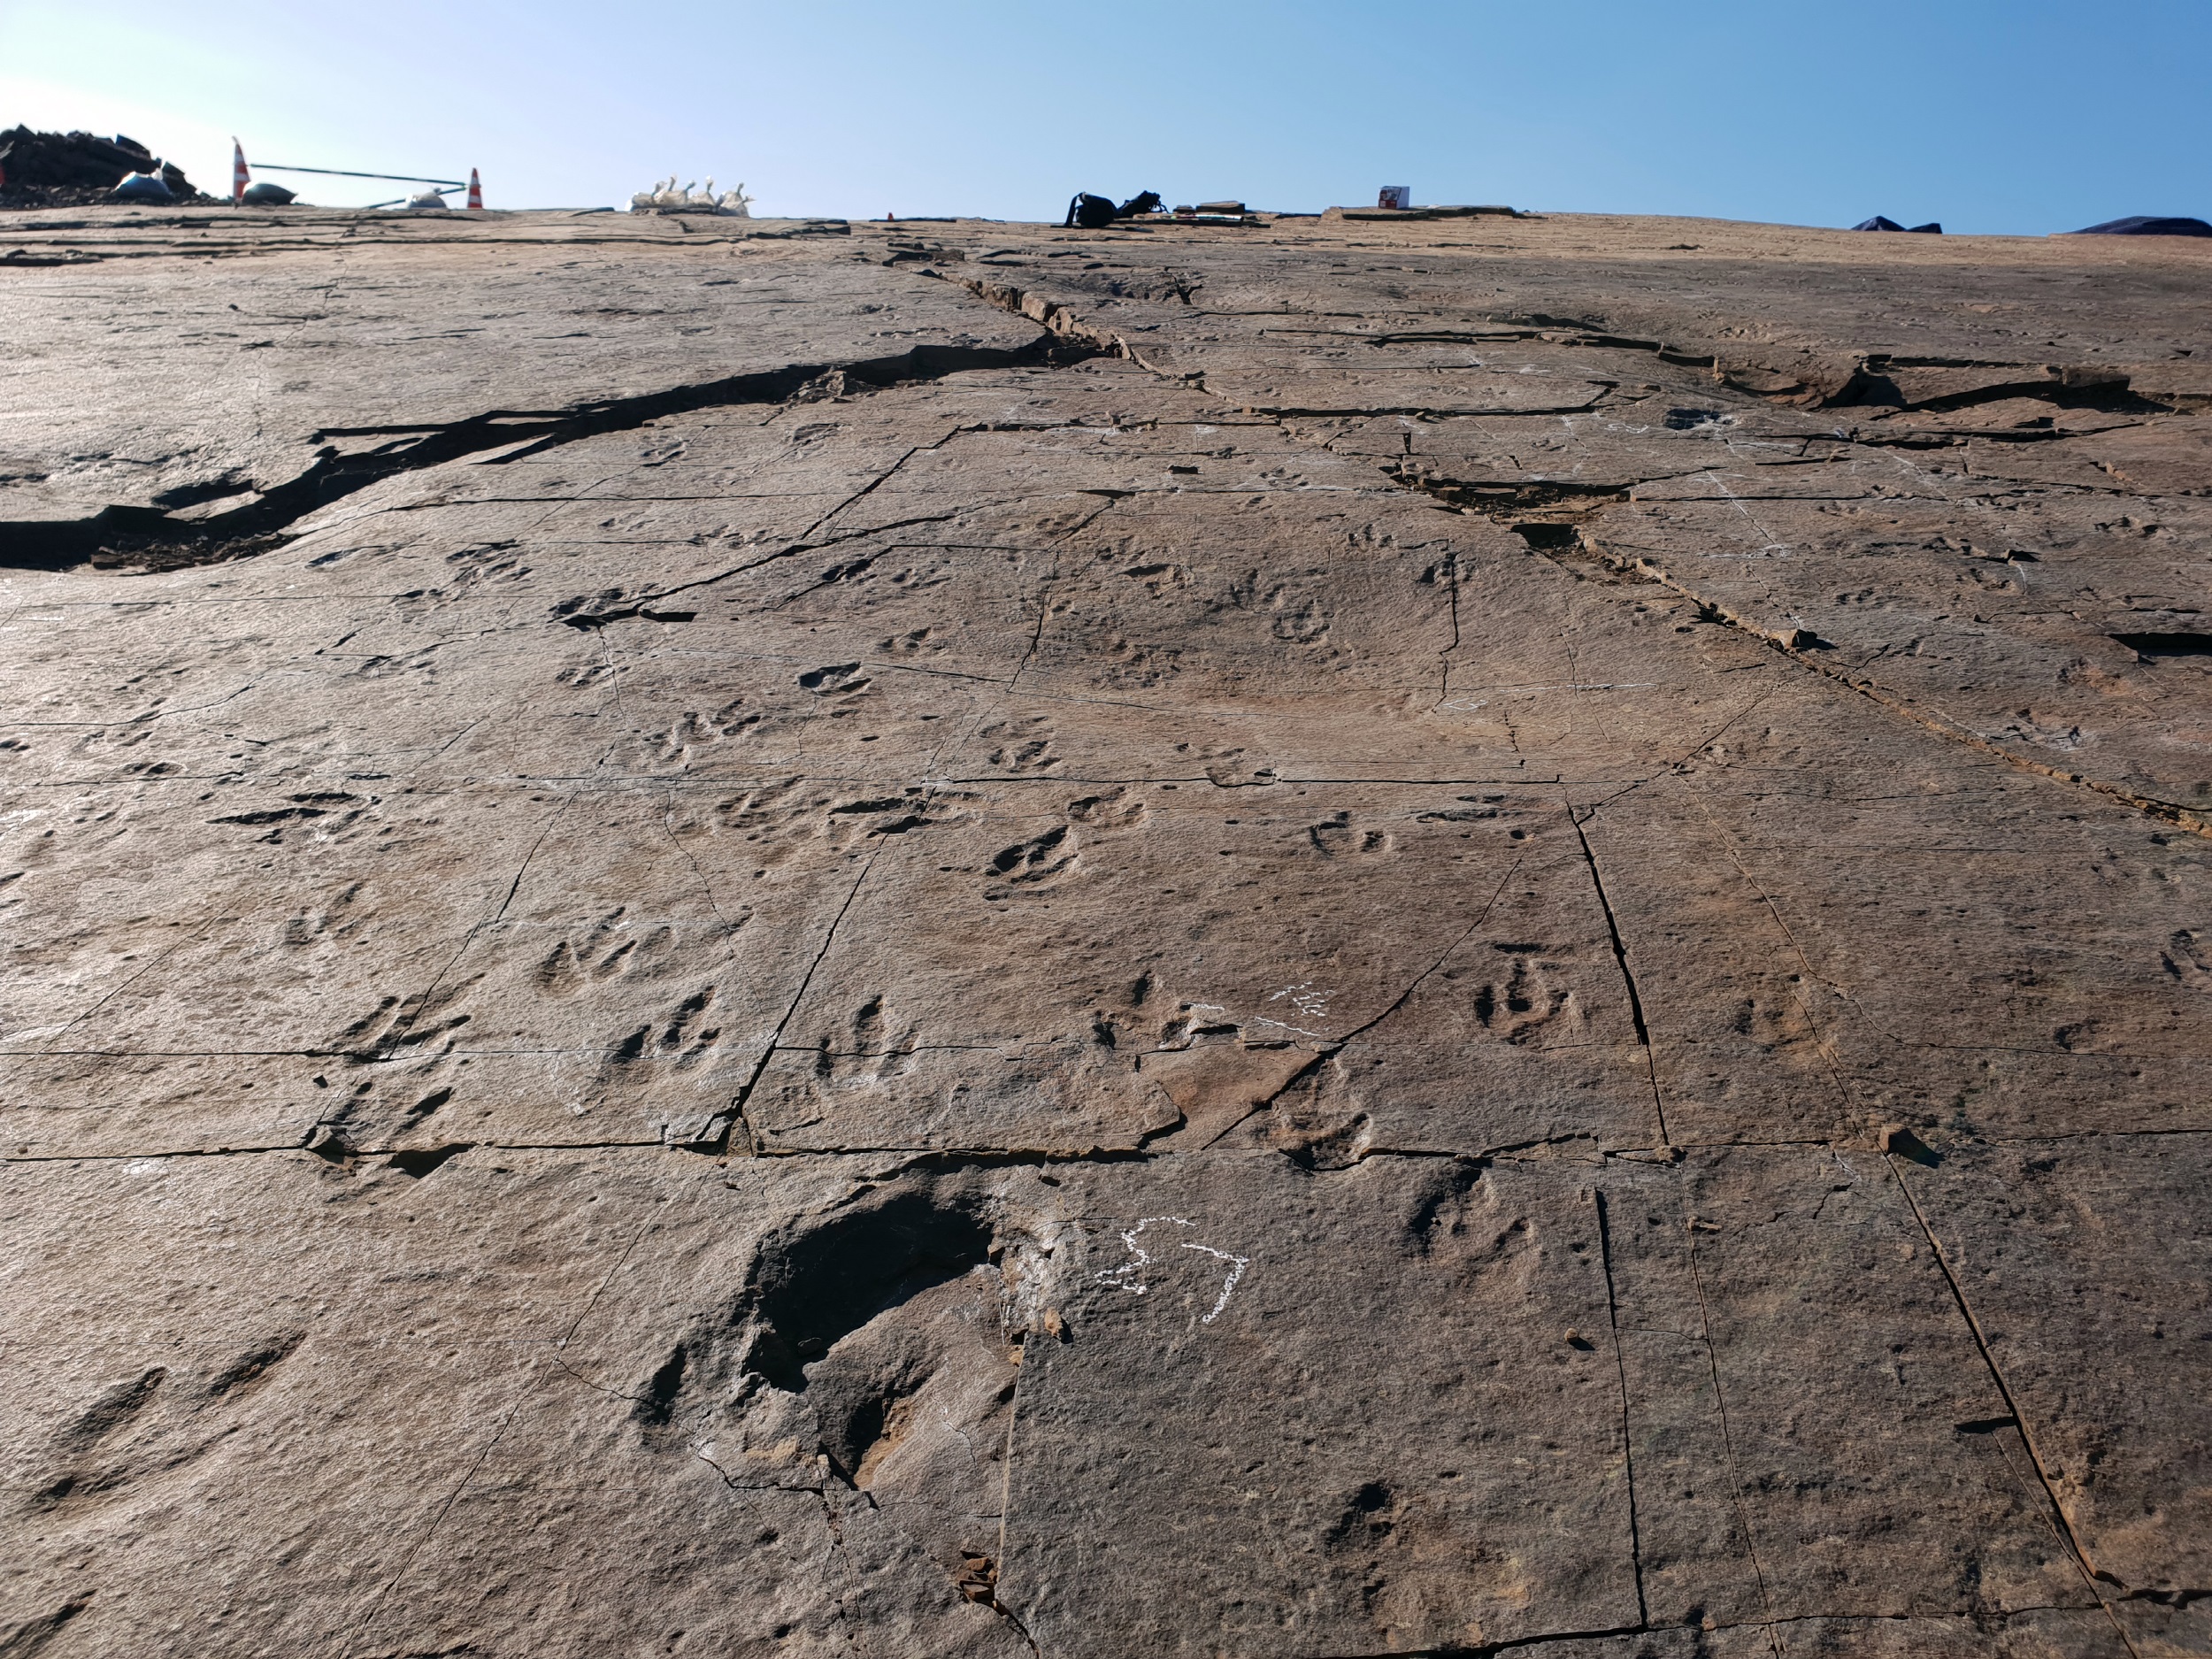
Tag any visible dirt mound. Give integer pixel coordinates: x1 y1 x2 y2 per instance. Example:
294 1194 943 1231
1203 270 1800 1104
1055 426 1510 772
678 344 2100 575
0 126 214 208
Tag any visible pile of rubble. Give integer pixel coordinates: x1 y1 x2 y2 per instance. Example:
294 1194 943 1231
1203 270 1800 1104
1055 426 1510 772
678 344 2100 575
0 127 212 208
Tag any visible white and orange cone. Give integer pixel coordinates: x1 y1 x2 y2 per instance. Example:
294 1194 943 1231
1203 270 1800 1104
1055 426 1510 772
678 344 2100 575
232 139 249 205
466 168 482 211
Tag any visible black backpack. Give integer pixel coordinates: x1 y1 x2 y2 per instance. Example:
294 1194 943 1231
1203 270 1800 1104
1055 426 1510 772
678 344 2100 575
1064 192 1118 229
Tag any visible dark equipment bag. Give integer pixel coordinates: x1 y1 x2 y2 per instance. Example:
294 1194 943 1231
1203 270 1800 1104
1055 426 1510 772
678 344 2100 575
1064 192 1118 229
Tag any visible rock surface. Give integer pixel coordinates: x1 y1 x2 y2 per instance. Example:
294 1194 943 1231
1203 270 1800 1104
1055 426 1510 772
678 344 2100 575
2 204 2208 1657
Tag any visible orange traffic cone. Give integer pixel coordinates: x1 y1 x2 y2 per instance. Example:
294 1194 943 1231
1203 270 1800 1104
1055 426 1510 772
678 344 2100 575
232 139 249 206
466 168 482 211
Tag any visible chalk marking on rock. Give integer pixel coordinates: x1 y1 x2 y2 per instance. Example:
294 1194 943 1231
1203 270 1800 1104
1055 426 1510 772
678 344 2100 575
1094 1216 1185 1297
1095 1215 1252 1323
1182 1241 1250 1323
1170 983 1333 1039
1267 980 1333 1024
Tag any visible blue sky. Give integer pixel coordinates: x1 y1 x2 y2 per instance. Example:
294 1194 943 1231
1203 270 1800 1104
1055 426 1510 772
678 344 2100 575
3 0 2206 231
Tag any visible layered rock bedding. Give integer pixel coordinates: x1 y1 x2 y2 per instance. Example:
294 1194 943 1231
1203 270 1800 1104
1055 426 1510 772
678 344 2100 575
3 204 2208 1658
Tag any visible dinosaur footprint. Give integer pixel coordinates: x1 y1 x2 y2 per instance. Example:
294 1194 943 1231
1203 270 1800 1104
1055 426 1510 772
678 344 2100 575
985 824 1077 895
603 985 722 1074
1307 810 1392 857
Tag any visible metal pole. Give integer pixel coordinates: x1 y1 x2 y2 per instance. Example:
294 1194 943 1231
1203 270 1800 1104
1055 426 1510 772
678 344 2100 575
252 165 468 187
361 188 462 210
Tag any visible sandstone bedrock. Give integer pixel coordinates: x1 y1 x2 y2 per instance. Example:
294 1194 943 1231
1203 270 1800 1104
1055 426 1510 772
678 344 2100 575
1 204 2208 1659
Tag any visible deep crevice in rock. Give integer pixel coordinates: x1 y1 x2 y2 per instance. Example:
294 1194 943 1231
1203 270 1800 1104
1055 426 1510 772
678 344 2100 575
1386 469 1634 523
2112 632 2212 660
0 335 1098 575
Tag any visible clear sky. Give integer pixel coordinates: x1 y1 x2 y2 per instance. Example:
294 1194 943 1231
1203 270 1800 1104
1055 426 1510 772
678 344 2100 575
3 0 2206 232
